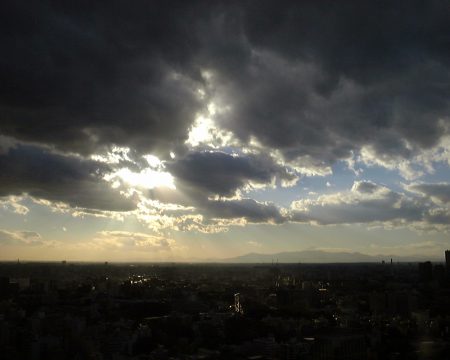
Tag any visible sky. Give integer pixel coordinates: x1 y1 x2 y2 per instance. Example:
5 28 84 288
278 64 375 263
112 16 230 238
1 0 450 262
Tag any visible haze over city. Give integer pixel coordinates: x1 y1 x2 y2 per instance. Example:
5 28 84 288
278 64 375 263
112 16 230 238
1 1 450 262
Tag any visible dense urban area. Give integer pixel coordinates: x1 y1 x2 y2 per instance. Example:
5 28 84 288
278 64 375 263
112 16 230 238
2 253 450 359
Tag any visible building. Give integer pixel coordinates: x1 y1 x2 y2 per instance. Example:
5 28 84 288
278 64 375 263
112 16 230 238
445 250 450 274
234 293 243 314
418 261 433 282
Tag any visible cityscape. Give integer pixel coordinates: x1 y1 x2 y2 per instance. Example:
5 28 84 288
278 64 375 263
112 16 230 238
2 252 450 359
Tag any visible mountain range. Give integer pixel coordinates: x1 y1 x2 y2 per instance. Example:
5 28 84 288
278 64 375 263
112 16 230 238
221 250 441 263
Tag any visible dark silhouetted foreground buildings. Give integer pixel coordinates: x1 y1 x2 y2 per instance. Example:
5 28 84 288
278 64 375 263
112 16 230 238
2 253 450 359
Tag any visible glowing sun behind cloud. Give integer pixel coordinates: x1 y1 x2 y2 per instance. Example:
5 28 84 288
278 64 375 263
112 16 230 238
113 167 175 190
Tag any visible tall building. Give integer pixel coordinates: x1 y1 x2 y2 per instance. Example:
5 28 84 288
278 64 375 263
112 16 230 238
418 261 433 282
446 250 450 273
234 293 243 314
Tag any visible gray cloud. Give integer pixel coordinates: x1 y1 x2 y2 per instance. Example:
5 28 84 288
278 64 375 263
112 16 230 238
1 1 449 167
290 181 425 226
1 1 450 220
146 151 291 224
210 0 450 166
203 198 285 224
0 1 205 156
167 151 297 197
143 151 290 225
0 145 136 211
424 208 450 225
351 180 380 194
407 183 450 204
0 229 42 246
142 190 287 227
211 48 450 168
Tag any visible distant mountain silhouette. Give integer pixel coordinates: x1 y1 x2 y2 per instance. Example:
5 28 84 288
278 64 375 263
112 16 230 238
222 250 439 263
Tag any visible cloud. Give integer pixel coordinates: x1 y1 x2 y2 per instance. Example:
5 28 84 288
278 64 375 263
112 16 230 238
167 151 297 197
1 1 450 237
93 231 174 252
207 1 450 173
247 240 262 247
203 198 286 224
351 180 379 194
0 1 448 170
0 196 29 215
407 182 450 204
0 1 204 157
0 144 137 211
423 208 450 227
136 193 286 232
234 0 450 156
0 229 42 246
140 151 292 228
290 181 425 226
140 180 450 233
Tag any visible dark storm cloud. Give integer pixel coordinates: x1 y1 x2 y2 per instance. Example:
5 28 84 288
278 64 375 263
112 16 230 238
242 0 450 84
167 151 296 197
0 1 205 156
0 145 136 211
2 1 449 163
1 0 450 211
210 0 450 165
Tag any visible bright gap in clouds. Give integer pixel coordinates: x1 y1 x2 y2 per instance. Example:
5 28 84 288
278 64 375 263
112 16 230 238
186 99 233 148
114 167 175 190
110 152 175 190
187 116 215 147
94 149 176 190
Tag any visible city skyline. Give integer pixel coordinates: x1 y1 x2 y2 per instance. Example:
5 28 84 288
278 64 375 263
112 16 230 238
2 1 450 261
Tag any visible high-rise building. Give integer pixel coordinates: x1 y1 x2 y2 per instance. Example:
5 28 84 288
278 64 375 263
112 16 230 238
446 250 450 273
234 293 243 314
418 261 433 282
